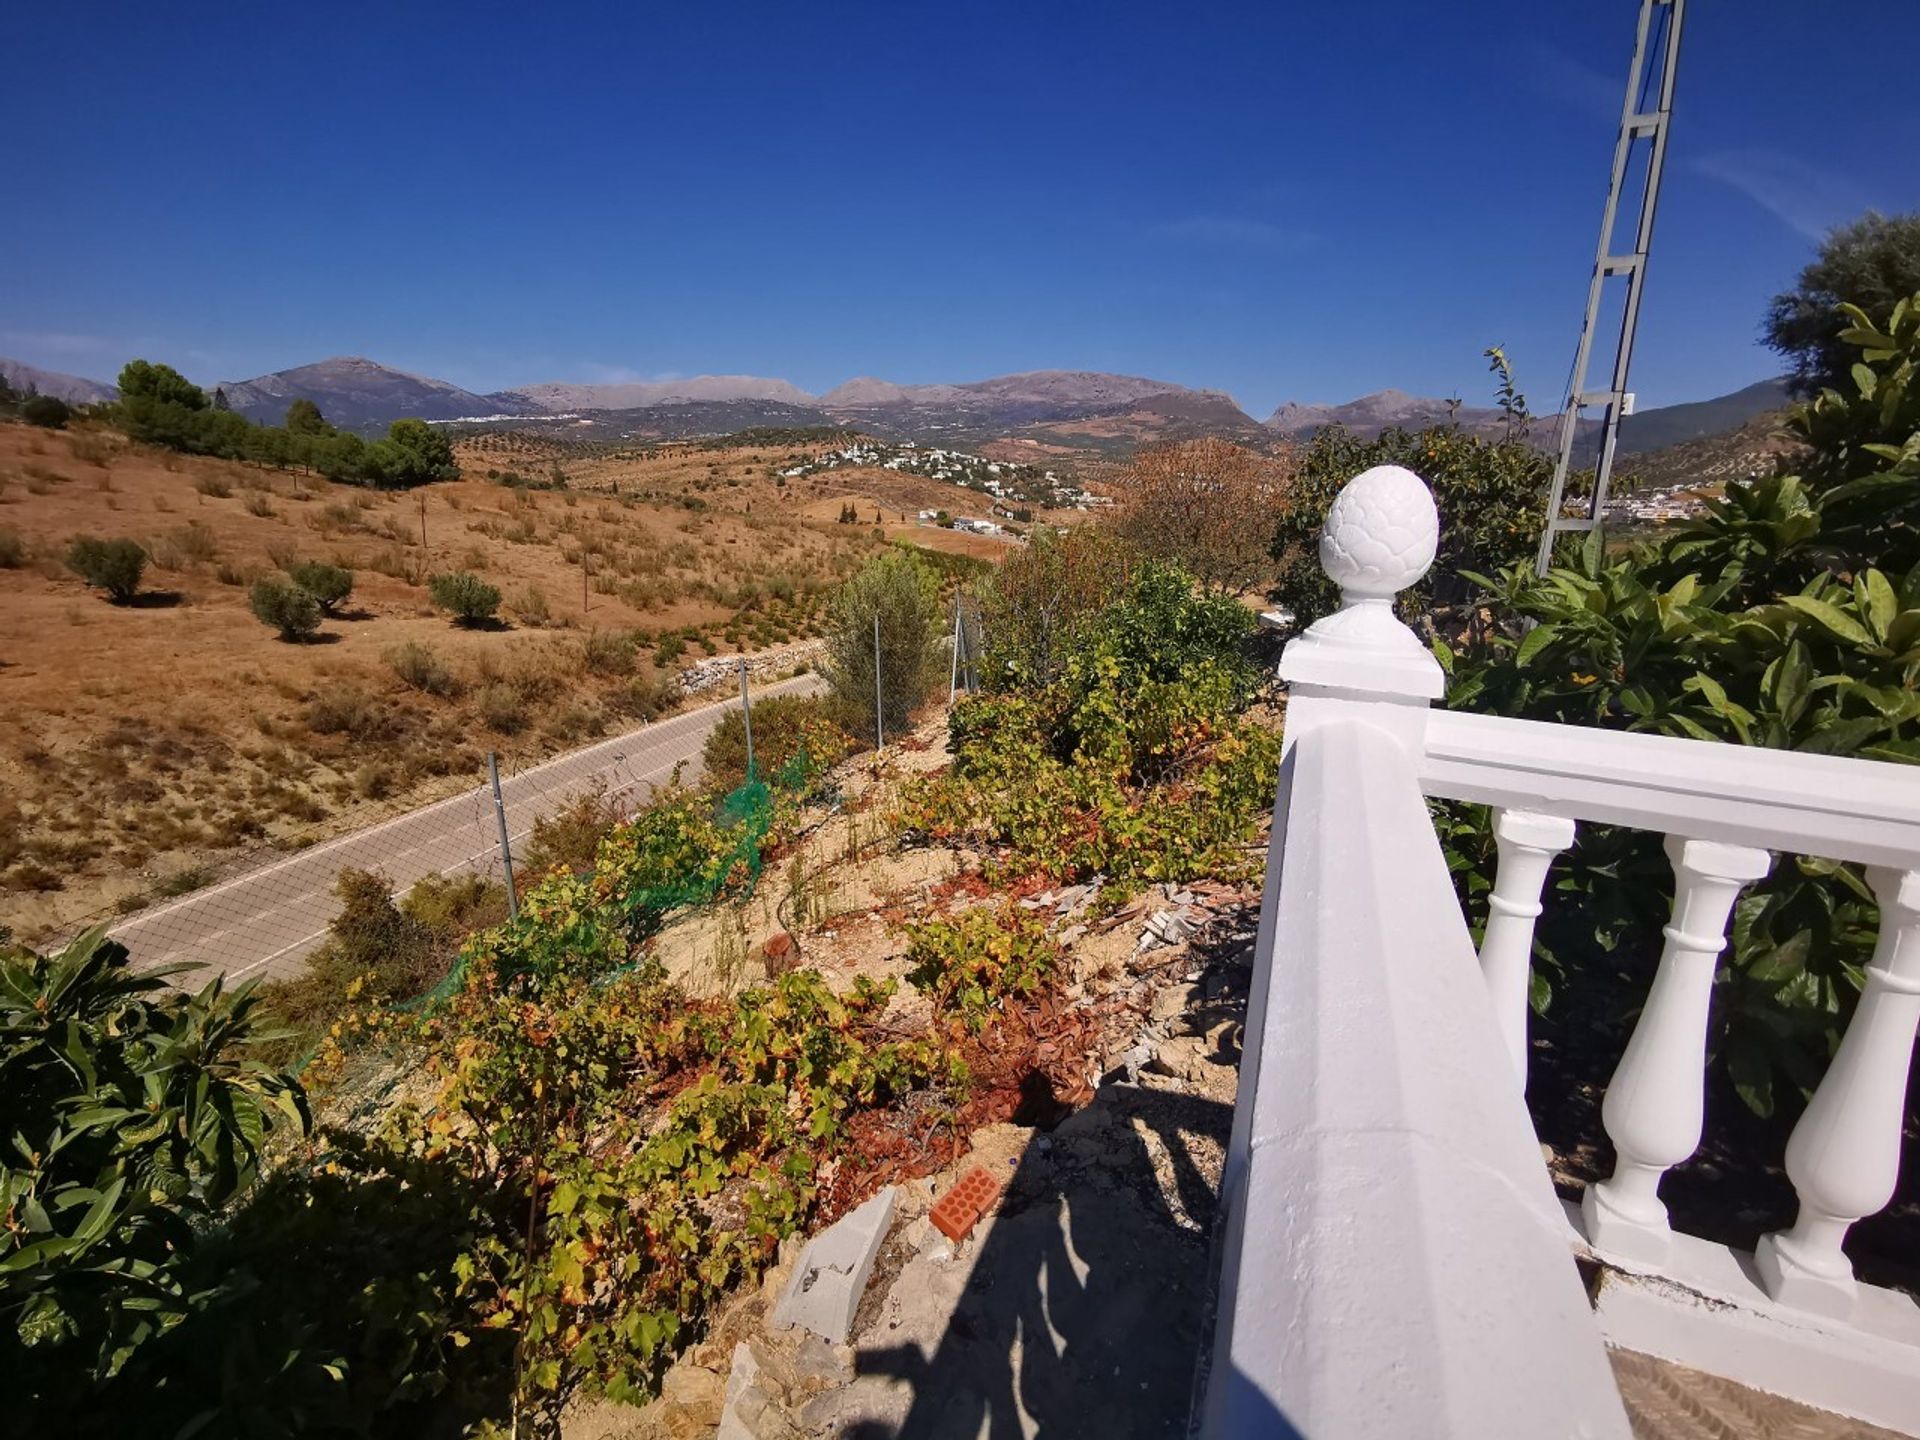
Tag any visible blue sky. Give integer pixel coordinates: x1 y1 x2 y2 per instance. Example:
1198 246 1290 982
5 1 1914 414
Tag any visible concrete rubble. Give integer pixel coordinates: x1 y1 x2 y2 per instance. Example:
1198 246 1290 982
769 1187 895 1345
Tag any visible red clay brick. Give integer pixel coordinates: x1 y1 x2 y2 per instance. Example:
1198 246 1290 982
929 1165 1003 1241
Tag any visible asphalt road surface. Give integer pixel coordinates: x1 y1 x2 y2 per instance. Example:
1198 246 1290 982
110 673 823 985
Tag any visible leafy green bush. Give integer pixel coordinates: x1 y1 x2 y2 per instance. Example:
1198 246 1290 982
701 693 848 792
65 536 146 602
1270 418 1548 630
905 905 1060 1032
430 570 502 626
820 548 943 736
249 576 323 640
981 524 1136 689
1442 294 1920 1114
907 560 1277 884
22 395 70 429
289 560 354 615
0 930 307 1417
257 869 503 1061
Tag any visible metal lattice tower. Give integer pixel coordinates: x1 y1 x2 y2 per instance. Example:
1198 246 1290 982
1536 0 1687 575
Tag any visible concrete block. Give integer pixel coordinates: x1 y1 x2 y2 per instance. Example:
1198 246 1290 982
770 1187 895 1344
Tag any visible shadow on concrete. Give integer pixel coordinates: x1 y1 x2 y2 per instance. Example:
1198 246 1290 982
847 1082 1257 1439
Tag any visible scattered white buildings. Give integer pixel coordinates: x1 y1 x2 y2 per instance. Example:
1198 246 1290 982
779 440 1099 510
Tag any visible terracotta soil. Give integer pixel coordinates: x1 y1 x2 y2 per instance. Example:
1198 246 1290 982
0 422 1020 941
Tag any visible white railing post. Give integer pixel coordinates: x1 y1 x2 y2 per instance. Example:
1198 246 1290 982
1581 836 1771 1262
1205 464 1632 1440
1480 809 1576 1088
1276 464 1444 763
1754 866 1920 1318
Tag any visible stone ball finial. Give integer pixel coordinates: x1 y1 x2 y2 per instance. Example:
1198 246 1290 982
1319 464 1438 601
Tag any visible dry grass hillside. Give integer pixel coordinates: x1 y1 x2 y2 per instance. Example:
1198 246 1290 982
0 420 1013 941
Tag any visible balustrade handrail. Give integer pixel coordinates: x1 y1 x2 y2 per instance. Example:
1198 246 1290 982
1420 707 1920 869
1205 463 1920 1435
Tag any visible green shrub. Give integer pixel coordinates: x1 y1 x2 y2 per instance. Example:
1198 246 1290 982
65 536 146 602
0 930 307 1418
429 570 501 626
290 560 354 615
981 525 1135 689
820 548 943 737
905 559 1277 884
256 869 502 1060
249 576 323 641
905 905 1061 1031
387 639 457 695
1270 417 1548 631
701 693 849 793
1441 292 1920 1115
22 395 70 429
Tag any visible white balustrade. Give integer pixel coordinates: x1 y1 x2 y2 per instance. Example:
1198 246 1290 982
1581 837 1772 1262
1204 466 1632 1440
1754 867 1920 1318
1208 462 1920 1437
1479 808 1577 1087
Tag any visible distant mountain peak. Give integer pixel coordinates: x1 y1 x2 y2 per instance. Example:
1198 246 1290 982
0 358 117 405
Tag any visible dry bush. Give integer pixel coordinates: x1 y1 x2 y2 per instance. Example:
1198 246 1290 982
194 474 233 499
510 585 551 627
545 702 605 742
244 493 276 518
1112 436 1293 594
69 433 115 468
305 684 398 741
387 640 459 696
176 521 219 563
579 628 637 675
0 529 24 568
474 681 526 733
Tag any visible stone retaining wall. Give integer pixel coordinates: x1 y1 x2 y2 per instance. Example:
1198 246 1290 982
678 640 827 696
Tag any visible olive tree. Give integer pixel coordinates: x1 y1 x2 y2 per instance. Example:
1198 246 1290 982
821 548 943 738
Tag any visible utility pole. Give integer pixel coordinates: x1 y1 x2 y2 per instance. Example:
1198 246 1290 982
948 599 963 702
738 657 755 780
1536 0 1686 575
488 751 519 919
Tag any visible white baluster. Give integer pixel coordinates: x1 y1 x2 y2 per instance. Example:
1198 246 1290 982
1479 809 1576 1088
1754 867 1920 1319
1581 836 1771 1263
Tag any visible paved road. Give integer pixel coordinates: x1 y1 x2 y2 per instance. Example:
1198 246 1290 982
112 674 823 985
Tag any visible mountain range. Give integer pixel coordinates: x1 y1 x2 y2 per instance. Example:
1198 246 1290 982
0 353 1790 462
0 358 118 406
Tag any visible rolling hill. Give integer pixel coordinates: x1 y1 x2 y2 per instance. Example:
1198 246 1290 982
1263 378 1791 459
0 358 118 406
216 357 541 430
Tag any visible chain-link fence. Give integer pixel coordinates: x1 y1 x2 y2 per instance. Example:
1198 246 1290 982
27 672 823 988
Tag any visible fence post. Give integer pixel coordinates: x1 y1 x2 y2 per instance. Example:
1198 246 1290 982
738 657 755 780
488 750 519 918
949 600 962 702
873 612 884 751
